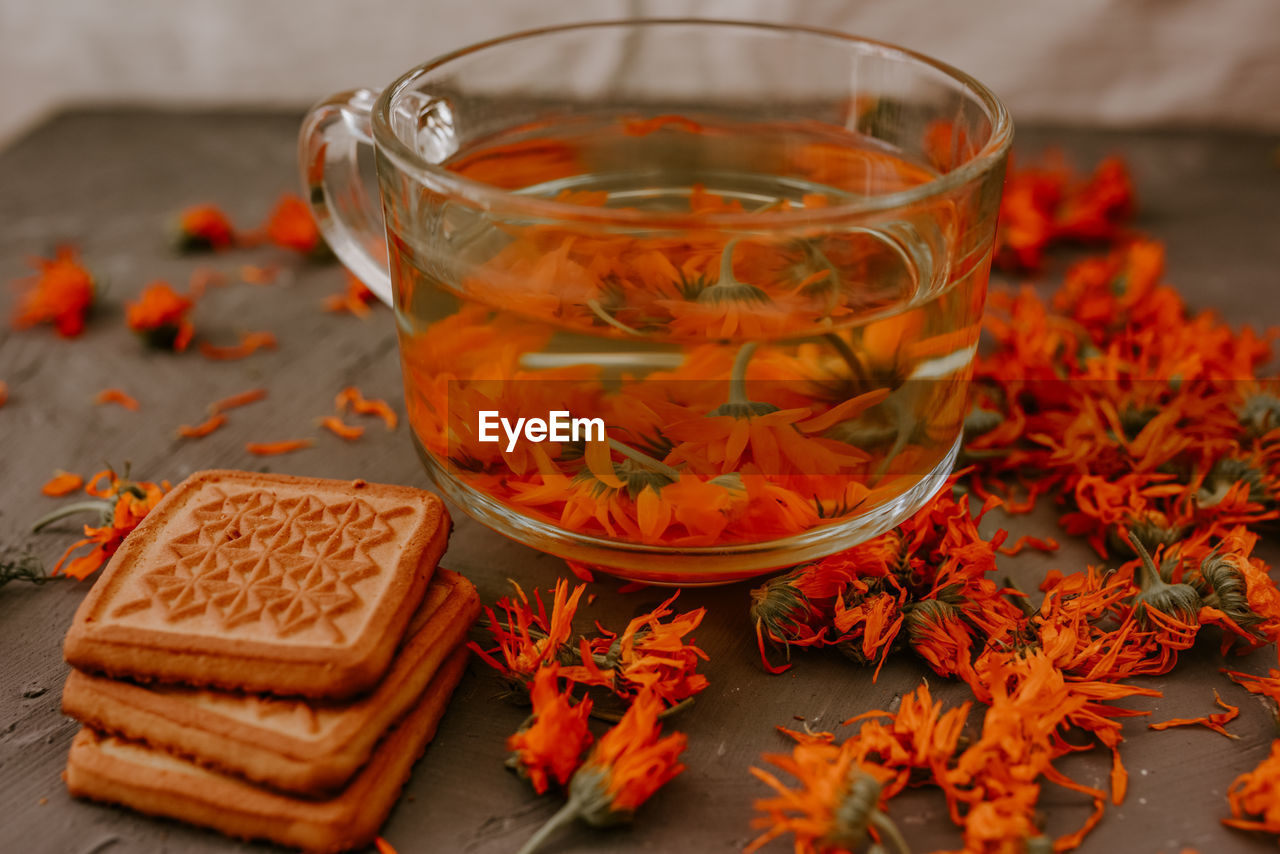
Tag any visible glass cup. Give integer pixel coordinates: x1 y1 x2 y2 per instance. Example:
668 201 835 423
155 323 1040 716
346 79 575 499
301 20 1012 584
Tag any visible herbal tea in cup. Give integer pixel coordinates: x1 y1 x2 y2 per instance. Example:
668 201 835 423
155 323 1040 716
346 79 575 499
301 20 1012 583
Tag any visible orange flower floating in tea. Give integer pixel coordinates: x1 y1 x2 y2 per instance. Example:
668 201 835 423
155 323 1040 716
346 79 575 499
397 118 986 552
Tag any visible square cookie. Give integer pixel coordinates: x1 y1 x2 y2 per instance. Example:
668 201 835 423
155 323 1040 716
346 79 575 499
64 469 450 698
66 646 470 854
63 568 479 795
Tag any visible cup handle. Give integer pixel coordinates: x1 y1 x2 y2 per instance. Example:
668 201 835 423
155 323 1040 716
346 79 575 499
299 88 394 306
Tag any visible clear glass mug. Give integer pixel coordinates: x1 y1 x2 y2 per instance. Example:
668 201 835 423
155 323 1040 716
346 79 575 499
301 20 1012 584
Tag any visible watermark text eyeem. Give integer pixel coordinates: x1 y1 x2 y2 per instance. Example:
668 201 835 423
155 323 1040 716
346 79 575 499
477 410 605 452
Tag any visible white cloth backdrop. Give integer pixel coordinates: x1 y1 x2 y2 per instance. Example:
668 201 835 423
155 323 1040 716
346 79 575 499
1 0 1278 144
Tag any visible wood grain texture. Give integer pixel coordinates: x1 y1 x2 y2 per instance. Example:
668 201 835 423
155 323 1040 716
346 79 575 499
1 111 1279 853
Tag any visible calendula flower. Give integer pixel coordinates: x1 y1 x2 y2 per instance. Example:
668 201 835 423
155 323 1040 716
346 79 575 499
175 204 235 252
748 739 907 854
750 558 859 673
506 664 593 794
125 281 195 351
469 578 587 698
263 193 329 257
906 599 977 684
32 467 168 580
1126 534 1201 638
11 247 96 337
516 689 686 854
831 586 906 679
1225 740 1280 836
992 152 1134 272
574 592 709 711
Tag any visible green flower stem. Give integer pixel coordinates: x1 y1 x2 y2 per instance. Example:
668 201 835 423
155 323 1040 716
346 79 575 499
822 332 869 384
728 340 760 406
31 500 112 533
590 696 695 723
1129 534 1159 589
869 810 912 854
803 241 843 316
586 299 642 336
515 798 583 854
607 438 680 481
716 238 740 288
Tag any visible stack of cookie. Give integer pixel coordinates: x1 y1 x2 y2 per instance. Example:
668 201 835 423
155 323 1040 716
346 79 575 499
58 470 479 853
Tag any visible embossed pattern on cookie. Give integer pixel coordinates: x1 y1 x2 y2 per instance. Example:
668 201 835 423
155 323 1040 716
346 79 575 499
109 489 407 642
64 470 450 698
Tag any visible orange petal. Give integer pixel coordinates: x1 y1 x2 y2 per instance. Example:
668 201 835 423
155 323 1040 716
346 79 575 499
796 388 891 434
584 438 625 490
177 413 227 439
335 385 398 429
198 331 277 361
209 387 267 414
41 471 84 496
94 388 139 410
245 439 313 456
319 416 364 441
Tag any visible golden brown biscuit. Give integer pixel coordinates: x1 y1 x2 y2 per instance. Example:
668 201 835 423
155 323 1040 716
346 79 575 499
64 469 450 698
63 568 479 796
66 645 470 854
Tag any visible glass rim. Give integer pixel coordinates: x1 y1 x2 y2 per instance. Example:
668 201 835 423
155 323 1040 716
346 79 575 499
372 18 1014 228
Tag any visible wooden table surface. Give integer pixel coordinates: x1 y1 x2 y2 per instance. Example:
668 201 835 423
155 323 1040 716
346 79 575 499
1 111 1278 854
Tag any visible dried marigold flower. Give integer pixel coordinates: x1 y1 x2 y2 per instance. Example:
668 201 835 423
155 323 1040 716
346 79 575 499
33 467 168 580
11 247 96 337
748 739 907 854
469 578 587 699
506 664 593 794
1128 534 1201 630
1225 739 1280 835
1187 552 1255 629
264 193 329 258
515 690 686 854
125 281 196 351
572 592 709 712
175 204 236 252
